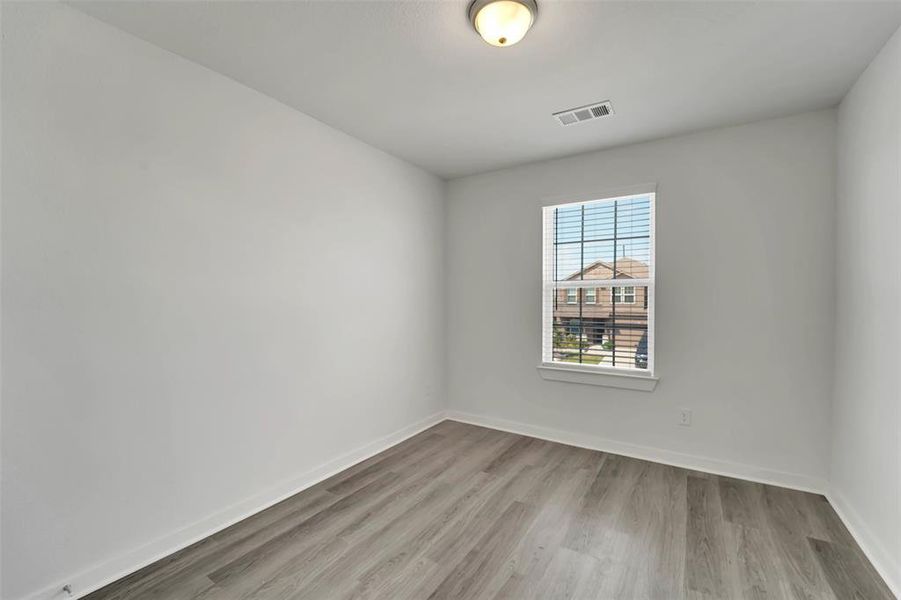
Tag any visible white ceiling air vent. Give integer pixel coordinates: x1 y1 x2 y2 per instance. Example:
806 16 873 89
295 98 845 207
553 101 614 126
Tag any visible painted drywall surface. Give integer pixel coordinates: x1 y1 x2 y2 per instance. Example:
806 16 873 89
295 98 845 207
0 3 445 598
833 26 901 590
447 110 836 487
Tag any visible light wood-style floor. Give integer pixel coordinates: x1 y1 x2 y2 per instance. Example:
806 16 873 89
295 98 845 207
86 421 894 600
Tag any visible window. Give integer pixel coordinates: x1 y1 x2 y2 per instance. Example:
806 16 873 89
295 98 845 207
611 286 635 304
542 192 655 374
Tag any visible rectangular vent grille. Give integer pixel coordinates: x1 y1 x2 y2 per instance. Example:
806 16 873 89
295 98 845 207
553 101 614 126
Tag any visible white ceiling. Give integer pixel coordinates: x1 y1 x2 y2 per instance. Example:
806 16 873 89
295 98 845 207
72 1 901 179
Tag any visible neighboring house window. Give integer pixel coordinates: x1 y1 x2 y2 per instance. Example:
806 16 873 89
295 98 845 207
542 191 655 373
611 286 635 304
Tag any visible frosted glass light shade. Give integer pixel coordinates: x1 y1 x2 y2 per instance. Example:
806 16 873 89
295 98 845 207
470 0 537 47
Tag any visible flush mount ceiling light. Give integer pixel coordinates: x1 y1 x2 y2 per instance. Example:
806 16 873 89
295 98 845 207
469 0 537 47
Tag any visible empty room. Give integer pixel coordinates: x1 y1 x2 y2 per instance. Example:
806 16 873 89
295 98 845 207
2 1 900 599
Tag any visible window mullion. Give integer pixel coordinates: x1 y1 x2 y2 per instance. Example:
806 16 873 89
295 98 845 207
578 204 584 365
612 199 618 367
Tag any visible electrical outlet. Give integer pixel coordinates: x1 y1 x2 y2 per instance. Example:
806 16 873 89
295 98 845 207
679 408 692 426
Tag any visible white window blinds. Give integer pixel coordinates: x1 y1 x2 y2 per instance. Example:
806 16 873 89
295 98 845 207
542 192 655 373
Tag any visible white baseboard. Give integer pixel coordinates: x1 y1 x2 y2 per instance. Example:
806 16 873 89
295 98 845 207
826 487 900 599
445 410 827 494
21 411 447 600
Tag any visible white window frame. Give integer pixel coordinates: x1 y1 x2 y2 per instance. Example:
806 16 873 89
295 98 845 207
539 187 657 388
611 286 635 304
585 288 597 304
565 288 578 304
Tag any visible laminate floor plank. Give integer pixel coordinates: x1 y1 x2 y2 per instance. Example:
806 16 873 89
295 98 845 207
809 537 895 600
561 453 639 557
424 446 560 568
479 455 599 598
206 472 403 598
528 547 605 600
684 475 732 599
626 463 688 600
84 422 894 600
426 500 539 600
89 484 346 600
762 486 838 600
347 472 501 600
291 481 456 600
724 522 789 600
252 477 456 600
217 427 472 598
719 477 767 530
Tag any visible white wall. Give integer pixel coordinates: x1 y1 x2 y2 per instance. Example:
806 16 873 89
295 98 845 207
832 26 901 594
446 110 836 491
0 3 445 599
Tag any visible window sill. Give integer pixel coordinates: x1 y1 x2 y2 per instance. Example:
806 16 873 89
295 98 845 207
537 363 659 391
